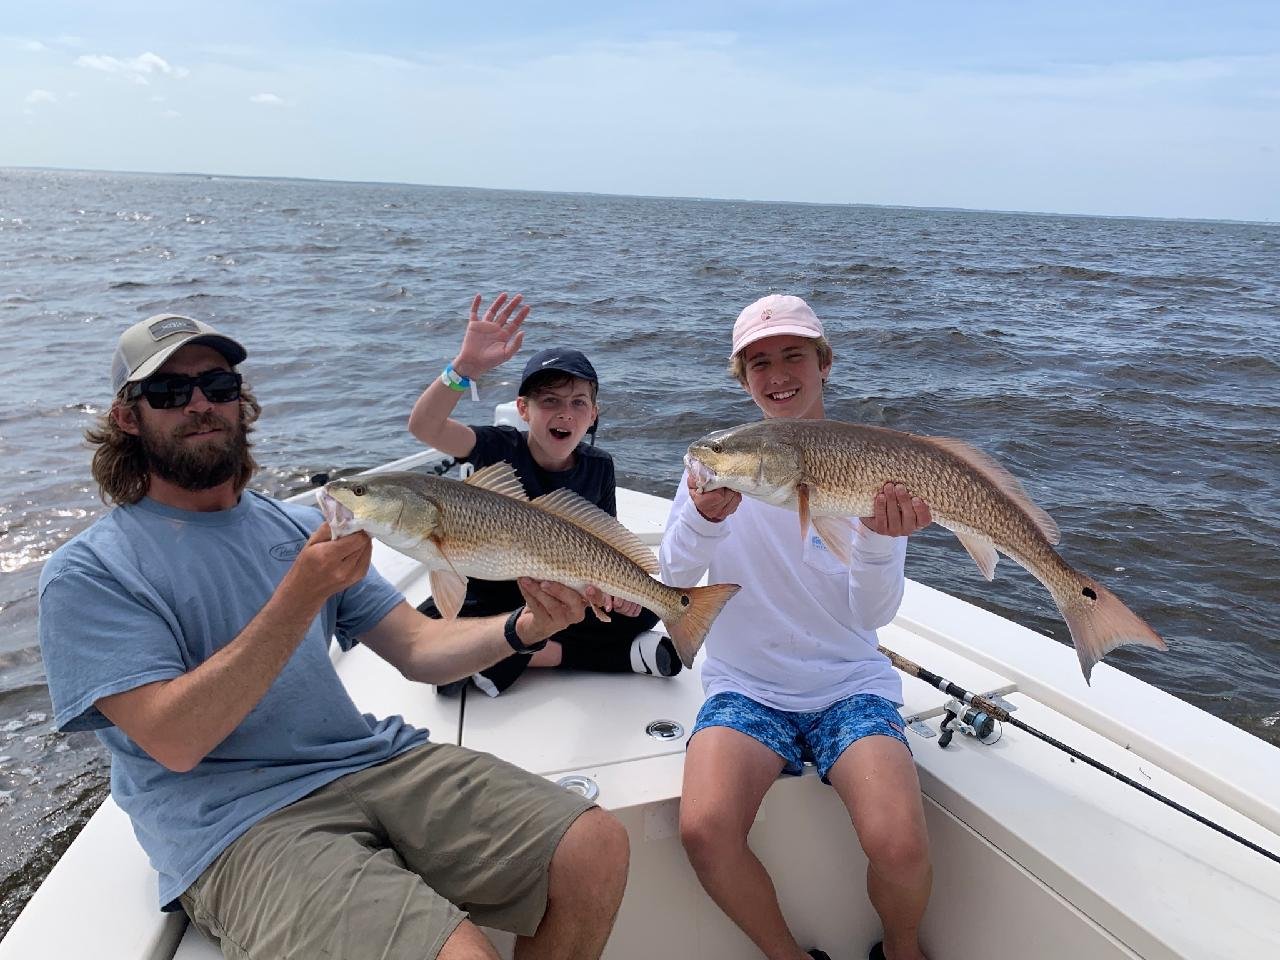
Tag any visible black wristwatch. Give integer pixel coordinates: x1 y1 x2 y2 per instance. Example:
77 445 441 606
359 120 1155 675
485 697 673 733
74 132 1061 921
504 606 547 654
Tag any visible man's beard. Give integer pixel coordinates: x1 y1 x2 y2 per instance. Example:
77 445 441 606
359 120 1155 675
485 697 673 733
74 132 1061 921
138 409 249 491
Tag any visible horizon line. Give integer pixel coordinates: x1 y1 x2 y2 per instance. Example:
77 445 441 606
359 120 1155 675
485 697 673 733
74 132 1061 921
3 163 1277 228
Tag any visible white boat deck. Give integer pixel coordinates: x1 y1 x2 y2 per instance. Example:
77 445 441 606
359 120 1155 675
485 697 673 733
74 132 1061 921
4 484 1279 960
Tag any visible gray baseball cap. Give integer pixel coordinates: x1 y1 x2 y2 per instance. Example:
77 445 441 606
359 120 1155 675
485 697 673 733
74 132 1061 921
110 314 248 394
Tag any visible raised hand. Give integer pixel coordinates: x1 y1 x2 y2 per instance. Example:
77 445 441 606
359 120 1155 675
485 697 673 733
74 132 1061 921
452 292 530 380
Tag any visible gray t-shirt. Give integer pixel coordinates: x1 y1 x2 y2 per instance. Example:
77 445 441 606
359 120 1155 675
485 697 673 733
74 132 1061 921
38 491 427 909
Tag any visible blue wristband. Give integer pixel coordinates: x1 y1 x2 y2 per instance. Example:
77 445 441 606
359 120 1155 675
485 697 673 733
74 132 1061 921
441 363 471 391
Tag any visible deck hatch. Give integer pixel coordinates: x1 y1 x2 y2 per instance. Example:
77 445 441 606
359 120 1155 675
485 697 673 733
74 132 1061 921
646 719 685 740
556 774 600 801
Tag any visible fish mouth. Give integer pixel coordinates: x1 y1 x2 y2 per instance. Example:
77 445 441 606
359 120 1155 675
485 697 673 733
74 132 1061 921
316 487 360 539
684 454 717 493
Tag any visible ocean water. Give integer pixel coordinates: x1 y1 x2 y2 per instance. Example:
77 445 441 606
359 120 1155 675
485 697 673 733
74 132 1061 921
1 167 1277 932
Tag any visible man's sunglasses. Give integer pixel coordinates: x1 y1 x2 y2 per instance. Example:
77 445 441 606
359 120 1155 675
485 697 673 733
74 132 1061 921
127 370 243 410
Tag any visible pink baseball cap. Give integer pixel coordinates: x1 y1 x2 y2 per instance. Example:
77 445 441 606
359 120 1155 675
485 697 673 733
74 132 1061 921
731 295 824 357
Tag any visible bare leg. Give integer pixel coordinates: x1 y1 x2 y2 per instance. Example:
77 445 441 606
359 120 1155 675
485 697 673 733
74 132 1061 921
438 920 502 959
680 728 810 960
515 807 629 960
529 641 563 668
827 737 932 960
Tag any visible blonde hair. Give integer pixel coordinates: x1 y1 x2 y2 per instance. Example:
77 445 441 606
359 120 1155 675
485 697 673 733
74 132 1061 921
86 384 263 506
728 336 833 384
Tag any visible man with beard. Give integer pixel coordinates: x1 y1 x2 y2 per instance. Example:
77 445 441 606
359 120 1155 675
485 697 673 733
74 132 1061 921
37 314 629 960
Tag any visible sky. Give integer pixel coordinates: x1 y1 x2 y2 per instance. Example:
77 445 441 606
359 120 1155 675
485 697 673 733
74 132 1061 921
3 1 1279 221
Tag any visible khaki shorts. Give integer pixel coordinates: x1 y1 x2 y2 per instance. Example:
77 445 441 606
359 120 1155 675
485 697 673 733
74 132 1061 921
180 742 595 960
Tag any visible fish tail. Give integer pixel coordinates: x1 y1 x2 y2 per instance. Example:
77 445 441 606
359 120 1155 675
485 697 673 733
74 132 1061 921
665 582 742 668
1054 575 1166 684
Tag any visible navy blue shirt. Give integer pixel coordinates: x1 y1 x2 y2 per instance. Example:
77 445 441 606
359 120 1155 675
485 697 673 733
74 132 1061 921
451 425 616 615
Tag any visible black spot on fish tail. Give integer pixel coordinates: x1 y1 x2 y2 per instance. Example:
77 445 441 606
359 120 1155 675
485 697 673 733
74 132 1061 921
1082 586 1097 600
680 594 690 607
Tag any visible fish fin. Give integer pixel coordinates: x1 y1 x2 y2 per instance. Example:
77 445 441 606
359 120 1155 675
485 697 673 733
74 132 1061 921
529 489 660 575
921 435 1060 545
812 515 853 566
664 582 742 668
465 462 529 500
797 483 811 539
591 603 613 623
953 530 999 581
1053 575 1166 684
428 569 469 620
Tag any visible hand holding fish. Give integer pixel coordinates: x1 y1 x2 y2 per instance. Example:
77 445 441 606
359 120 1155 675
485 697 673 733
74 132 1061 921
861 482 933 537
607 597 644 617
686 418 1167 681
452 292 529 379
285 523 373 606
582 593 643 618
686 471 742 522
515 578 602 644
321 467 740 670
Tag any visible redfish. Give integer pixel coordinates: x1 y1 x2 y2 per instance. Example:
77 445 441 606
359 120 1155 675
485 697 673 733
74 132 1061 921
686 419 1165 682
320 463 740 667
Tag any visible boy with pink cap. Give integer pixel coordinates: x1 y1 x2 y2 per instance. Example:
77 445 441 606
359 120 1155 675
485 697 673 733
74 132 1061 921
659 294 934 960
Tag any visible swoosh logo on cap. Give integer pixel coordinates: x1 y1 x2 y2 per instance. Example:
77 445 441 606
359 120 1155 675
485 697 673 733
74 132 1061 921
540 356 561 366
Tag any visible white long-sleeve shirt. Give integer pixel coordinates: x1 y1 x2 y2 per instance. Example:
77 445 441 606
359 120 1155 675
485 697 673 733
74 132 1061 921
660 473 906 712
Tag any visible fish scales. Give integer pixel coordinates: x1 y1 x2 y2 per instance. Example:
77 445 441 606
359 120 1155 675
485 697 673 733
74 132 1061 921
319 468 740 668
802 424 1073 583
422 478 674 609
686 419 1165 682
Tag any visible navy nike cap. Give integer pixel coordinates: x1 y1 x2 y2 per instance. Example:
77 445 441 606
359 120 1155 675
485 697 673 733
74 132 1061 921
517 348 599 396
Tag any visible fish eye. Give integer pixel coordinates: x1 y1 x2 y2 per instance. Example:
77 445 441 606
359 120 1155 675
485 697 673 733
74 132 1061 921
710 442 723 454
352 483 367 497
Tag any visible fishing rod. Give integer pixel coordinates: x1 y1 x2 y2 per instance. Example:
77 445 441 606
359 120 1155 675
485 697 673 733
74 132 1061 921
880 645 1280 868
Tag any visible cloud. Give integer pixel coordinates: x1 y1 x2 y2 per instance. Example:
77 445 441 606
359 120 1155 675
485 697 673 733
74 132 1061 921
75 51 189 84
25 89 57 104
11 24 1274 221
2 36 47 52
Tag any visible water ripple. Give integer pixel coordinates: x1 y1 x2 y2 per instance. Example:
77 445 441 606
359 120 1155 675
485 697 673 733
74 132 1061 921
0 167 1277 933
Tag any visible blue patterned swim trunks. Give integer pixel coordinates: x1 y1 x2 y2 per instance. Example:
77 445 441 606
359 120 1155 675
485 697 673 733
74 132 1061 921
691 691 910 781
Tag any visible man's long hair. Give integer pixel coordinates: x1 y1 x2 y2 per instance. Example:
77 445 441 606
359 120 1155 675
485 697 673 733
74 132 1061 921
85 384 263 506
